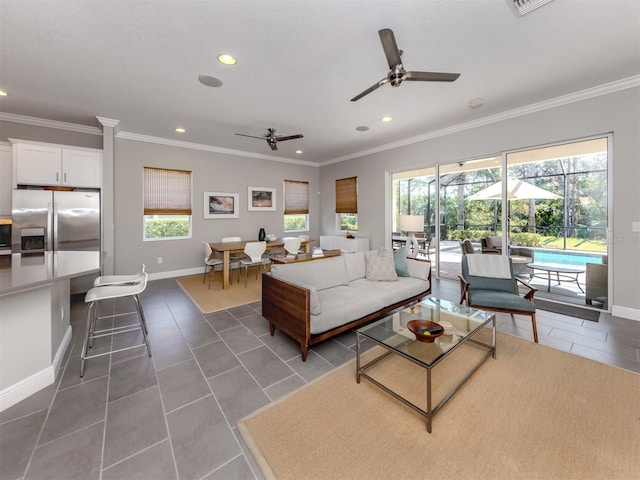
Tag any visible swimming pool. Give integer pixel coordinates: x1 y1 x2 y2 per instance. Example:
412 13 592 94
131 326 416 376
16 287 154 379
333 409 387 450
532 250 604 268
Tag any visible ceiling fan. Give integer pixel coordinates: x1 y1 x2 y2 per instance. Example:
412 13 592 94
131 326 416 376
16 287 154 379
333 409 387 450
235 128 303 151
351 28 460 102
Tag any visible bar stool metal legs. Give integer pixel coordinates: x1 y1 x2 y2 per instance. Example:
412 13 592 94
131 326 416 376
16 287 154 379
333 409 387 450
80 273 151 377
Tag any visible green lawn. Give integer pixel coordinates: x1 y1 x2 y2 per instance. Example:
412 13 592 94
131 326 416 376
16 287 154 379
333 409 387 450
539 236 607 252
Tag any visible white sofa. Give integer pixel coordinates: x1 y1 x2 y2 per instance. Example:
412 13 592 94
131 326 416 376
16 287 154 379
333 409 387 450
262 251 431 360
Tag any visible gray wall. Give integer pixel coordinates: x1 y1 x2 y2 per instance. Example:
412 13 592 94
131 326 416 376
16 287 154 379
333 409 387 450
113 139 320 275
318 87 640 316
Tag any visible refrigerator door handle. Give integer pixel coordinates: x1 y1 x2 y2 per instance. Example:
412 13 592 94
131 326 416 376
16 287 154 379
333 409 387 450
51 202 56 251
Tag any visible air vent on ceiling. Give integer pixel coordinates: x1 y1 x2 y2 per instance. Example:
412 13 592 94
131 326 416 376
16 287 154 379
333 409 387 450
510 0 554 16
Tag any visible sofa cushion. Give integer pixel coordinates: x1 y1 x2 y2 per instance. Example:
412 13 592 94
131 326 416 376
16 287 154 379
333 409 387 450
349 277 429 307
343 251 366 282
365 249 398 281
406 258 431 281
312 286 384 334
470 290 536 313
393 249 410 277
270 255 348 291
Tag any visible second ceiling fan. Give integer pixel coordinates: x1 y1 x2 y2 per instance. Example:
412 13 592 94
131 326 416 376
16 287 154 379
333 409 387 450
235 128 303 151
351 28 460 102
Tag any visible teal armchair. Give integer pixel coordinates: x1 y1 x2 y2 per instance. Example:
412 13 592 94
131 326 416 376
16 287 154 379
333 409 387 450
459 254 539 343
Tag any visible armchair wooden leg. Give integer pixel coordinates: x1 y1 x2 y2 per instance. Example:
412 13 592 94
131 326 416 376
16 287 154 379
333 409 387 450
531 313 538 343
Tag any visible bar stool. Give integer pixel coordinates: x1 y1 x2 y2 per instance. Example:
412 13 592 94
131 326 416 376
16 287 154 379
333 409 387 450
94 264 146 287
80 272 151 377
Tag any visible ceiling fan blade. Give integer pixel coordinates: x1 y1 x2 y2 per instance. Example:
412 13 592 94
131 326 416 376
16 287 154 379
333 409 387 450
235 133 268 140
378 28 402 69
350 78 389 102
275 134 303 142
405 71 460 82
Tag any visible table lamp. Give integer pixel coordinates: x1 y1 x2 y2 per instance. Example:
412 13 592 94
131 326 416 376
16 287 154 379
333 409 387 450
398 215 424 257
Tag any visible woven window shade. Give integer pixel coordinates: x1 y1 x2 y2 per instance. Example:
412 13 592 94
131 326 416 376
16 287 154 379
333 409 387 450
143 167 192 215
284 180 309 214
335 176 358 213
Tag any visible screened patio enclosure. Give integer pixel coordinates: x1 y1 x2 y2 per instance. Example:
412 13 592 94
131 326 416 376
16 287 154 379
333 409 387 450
391 136 610 310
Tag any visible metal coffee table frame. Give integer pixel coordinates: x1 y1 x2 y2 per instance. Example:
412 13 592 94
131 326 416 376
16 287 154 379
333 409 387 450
356 298 496 433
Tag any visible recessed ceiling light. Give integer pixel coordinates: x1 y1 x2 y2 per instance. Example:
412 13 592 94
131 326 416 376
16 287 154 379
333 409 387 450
295 150 303 155
469 98 484 109
381 116 392 123
0 90 7 97
198 75 223 88
217 54 236 65
355 126 370 132
175 128 186 133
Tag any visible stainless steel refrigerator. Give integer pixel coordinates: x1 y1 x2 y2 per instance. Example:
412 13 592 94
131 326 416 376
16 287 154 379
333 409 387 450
12 189 100 293
11 189 100 254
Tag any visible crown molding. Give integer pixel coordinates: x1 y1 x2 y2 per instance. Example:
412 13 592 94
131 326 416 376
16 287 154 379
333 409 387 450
320 75 640 166
2 75 637 168
0 112 102 135
115 131 319 167
96 117 120 135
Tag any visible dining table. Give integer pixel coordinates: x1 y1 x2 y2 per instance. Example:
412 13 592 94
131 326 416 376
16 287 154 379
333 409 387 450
208 238 314 290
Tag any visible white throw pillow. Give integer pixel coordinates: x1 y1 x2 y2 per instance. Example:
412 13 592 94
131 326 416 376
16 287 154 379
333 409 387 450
365 249 398 282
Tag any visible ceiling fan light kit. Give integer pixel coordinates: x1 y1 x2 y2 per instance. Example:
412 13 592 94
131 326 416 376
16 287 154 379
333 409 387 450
351 28 460 102
510 0 554 16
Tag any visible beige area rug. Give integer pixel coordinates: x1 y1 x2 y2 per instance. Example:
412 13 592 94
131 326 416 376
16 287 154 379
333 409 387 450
176 270 261 313
238 332 640 480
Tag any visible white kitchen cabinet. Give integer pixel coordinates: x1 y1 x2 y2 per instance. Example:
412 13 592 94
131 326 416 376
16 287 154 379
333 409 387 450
319 235 369 253
13 141 102 188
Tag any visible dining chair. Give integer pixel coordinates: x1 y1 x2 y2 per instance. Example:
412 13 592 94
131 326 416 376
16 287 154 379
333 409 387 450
221 236 244 283
239 241 270 287
202 242 224 289
283 237 302 255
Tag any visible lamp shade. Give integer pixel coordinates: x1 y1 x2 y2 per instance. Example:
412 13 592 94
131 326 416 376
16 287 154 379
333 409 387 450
398 215 424 233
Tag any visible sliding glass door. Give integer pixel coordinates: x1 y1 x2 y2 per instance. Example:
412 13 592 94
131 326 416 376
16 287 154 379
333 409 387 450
505 137 609 308
390 135 610 310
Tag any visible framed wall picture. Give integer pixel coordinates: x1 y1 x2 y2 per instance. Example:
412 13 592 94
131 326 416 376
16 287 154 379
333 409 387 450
248 187 276 211
204 192 239 219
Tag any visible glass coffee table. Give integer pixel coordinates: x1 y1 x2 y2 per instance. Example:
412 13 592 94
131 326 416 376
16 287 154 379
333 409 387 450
356 297 495 433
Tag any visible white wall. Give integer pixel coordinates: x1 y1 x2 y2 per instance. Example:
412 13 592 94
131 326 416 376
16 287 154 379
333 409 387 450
318 87 640 318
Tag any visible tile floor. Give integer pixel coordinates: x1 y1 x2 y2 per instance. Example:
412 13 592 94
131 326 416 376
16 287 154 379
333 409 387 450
1 277 638 480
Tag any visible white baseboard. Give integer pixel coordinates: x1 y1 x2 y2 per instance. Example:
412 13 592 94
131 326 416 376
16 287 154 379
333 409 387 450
611 304 640 322
52 325 73 374
147 267 201 281
0 367 55 412
0 325 72 413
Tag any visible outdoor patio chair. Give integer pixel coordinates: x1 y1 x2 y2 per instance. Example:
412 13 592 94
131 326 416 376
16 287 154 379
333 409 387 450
417 237 437 259
480 236 501 254
585 255 607 305
460 239 476 255
459 254 539 343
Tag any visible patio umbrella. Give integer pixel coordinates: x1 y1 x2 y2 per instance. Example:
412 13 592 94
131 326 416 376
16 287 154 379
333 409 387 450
467 178 560 201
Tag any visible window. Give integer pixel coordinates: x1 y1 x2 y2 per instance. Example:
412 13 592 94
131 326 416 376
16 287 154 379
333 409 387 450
335 176 358 231
143 167 192 240
284 179 309 232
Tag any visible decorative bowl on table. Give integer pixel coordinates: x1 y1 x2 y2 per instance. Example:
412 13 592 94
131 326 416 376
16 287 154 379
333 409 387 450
407 320 445 343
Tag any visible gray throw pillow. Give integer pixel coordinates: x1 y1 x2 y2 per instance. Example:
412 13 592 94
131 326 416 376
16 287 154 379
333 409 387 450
365 249 398 281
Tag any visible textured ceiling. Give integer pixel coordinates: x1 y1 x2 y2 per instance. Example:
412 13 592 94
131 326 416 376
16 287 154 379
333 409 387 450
0 0 639 164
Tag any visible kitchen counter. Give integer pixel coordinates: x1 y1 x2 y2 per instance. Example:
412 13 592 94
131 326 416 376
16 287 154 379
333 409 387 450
0 251 101 296
0 250 101 411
